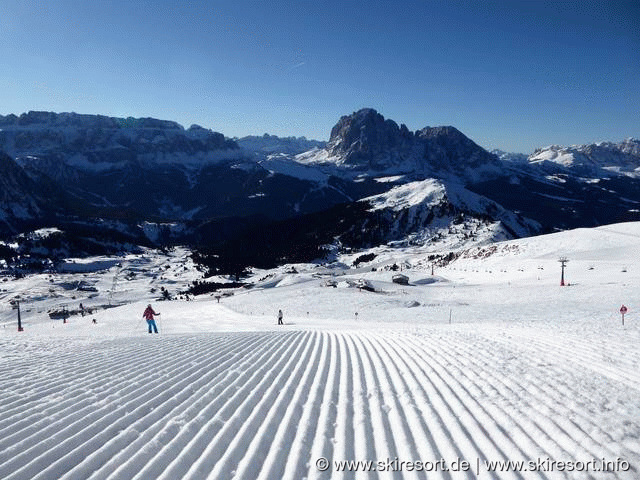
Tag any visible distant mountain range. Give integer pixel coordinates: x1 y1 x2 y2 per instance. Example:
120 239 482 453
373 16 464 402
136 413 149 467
1 109 638 272
528 139 640 176
236 134 325 158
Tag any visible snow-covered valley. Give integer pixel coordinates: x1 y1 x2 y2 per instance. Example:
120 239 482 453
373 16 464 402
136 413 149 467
1 223 639 479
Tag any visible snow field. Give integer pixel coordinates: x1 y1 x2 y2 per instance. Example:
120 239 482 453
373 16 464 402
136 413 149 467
0 324 638 479
1 222 639 479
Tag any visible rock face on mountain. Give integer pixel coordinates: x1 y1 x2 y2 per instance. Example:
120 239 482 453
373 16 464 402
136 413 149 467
415 126 499 174
0 152 58 234
0 112 240 184
300 108 501 181
326 108 416 169
0 112 351 223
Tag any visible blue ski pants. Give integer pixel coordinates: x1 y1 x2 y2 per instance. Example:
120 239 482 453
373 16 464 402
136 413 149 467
147 319 158 333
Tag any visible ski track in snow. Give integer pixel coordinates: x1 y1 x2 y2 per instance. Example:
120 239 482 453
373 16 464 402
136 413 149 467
1 328 638 480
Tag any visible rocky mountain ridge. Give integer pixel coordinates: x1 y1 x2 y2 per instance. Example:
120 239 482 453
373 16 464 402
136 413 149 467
296 108 502 182
1 109 638 273
0 111 240 180
0 111 352 232
528 138 640 177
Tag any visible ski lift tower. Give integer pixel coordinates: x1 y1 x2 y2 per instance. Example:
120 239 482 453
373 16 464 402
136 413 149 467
10 300 23 332
558 257 568 286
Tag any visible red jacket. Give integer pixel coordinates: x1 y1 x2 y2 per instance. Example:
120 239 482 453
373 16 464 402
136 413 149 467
143 306 158 320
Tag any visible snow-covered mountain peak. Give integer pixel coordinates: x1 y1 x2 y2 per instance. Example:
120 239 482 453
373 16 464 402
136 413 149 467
529 145 577 167
361 178 540 246
528 139 640 177
491 149 529 164
293 108 501 183
620 137 640 156
366 179 446 211
236 134 325 159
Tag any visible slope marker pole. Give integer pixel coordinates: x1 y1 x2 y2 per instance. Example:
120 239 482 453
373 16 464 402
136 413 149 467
620 305 628 326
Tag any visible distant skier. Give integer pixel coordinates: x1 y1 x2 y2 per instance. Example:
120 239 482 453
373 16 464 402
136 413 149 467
277 309 283 325
143 304 160 333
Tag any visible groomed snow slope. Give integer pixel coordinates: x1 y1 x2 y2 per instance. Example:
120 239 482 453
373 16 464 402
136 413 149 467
1 223 640 479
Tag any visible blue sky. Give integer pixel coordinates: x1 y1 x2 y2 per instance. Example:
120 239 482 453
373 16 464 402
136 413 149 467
1 0 638 153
